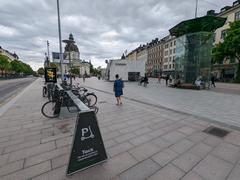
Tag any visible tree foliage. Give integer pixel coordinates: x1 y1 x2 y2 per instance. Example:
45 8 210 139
49 62 59 71
37 67 45 75
212 21 240 82
0 54 34 77
0 54 10 76
70 66 80 75
89 61 101 76
10 60 34 75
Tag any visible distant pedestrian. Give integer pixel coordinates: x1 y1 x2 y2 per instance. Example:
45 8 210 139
113 74 124 105
166 74 169 86
158 74 161 84
83 75 85 82
211 75 216 88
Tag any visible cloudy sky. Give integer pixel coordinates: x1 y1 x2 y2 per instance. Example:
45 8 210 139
0 0 235 70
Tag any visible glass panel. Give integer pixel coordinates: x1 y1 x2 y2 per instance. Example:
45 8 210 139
175 32 212 85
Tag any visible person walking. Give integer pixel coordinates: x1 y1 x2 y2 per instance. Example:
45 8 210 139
211 74 216 88
158 74 161 84
83 74 85 82
113 74 124 105
165 74 169 86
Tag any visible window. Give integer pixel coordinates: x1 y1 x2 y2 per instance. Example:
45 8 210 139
221 30 227 39
165 51 168 56
169 57 172 62
173 48 176 54
173 56 175 62
170 42 172 47
173 64 175 68
170 49 172 55
235 11 240 21
169 64 171 69
165 44 168 49
174 40 176 45
164 65 168 69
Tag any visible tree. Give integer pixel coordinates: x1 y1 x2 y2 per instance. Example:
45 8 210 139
212 21 240 82
37 67 45 75
70 66 79 75
49 62 59 71
0 54 10 76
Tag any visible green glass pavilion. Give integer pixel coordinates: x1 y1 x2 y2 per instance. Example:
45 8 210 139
169 16 226 86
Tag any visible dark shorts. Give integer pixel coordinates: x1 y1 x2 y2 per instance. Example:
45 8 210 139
115 90 123 97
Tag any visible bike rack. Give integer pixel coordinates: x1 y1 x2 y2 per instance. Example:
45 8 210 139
65 91 90 112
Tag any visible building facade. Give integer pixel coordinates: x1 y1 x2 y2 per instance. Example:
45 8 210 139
136 45 148 62
146 38 164 77
105 59 145 81
53 34 90 77
162 35 176 76
212 0 240 81
126 50 137 61
0 46 19 61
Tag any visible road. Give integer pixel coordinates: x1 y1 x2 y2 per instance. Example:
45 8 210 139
0 78 36 106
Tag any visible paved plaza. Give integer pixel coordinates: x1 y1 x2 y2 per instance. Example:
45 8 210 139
82 78 240 128
0 78 240 180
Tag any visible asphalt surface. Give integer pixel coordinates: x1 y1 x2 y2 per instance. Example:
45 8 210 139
0 78 36 106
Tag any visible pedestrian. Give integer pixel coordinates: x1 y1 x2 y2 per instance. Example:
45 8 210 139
83 74 85 82
166 74 169 86
158 74 161 84
143 75 148 87
113 74 124 105
211 74 216 88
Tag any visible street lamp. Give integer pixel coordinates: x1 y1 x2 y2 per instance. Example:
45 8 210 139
195 0 198 18
56 0 64 81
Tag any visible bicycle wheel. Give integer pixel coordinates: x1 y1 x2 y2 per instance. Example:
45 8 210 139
85 93 97 107
41 101 61 118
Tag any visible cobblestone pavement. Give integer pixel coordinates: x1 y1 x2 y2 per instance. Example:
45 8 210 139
80 77 240 128
1 78 240 180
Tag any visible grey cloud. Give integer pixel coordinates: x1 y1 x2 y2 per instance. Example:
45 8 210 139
0 0 234 70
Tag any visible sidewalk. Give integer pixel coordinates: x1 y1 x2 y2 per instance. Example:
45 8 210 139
1 78 240 180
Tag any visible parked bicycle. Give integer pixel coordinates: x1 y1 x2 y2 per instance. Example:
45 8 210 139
41 84 98 118
72 83 97 107
41 88 66 118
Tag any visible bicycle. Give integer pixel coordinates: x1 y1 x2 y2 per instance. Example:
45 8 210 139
73 83 97 107
41 86 98 118
42 85 47 97
41 88 66 118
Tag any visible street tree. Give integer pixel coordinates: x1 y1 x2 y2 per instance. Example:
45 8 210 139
49 62 59 71
212 20 240 82
0 54 10 76
70 66 80 75
37 67 45 75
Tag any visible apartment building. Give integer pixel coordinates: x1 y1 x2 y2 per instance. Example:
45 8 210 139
0 46 19 61
146 38 164 77
162 35 176 76
212 0 240 81
214 1 240 44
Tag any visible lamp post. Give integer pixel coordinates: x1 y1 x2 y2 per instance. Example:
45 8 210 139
56 0 64 81
195 0 198 18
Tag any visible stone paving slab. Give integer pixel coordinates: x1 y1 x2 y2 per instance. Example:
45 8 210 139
0 78 240 180
82 77 240 128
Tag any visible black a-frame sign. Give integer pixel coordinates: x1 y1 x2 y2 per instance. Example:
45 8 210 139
66 110 107 175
